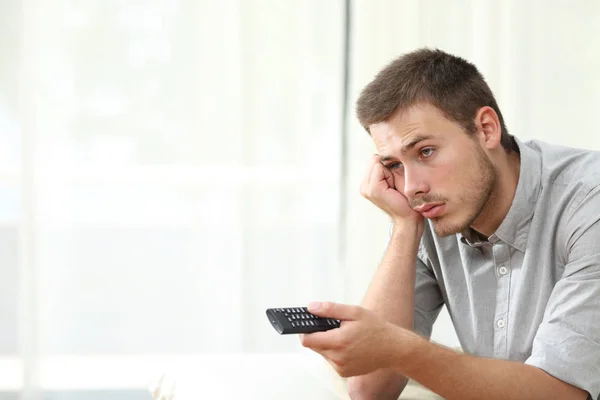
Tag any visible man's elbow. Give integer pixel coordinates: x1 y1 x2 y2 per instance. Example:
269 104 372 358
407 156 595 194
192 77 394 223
346 374 405 400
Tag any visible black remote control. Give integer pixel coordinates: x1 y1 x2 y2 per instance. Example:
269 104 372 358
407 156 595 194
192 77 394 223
266 307 341 334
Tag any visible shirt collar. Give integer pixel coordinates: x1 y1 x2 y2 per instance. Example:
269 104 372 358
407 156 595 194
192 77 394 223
460 138 542 252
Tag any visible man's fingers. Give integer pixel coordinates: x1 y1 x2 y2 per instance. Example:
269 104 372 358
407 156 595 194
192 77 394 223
299 330 340 350
360 155 397 199
368 160 386 189
381 164 395 189
307 301 362 320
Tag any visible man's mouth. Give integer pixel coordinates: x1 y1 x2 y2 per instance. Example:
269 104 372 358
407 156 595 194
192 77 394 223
414 203 446 218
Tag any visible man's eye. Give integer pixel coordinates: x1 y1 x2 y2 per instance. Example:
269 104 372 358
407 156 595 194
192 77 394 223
386 162 403 170
420 147 435 157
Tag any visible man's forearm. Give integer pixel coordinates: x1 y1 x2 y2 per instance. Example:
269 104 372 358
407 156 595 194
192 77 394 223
347 369 408 400
391 330 589 400
361 222 421 327
347 223 421 399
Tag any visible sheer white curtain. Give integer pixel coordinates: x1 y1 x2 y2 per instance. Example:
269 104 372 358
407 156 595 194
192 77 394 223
1 0 345 398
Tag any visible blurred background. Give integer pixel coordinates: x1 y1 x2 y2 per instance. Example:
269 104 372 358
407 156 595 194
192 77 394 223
1 0 600 399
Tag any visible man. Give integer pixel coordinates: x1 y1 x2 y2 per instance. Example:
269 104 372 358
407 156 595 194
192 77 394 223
300 48 600 400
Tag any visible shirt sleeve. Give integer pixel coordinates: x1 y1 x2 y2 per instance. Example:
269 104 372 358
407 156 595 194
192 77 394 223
525 185 600 400
413 255 444 339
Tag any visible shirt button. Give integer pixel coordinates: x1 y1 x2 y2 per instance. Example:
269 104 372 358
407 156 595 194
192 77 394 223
498 266 508 275
497 319 505 328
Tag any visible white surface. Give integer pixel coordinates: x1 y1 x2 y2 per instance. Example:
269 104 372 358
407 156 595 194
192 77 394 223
148 353 348 400
148 353 443 400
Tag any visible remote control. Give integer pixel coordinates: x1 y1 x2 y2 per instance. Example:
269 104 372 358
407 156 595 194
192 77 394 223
266 307 341 334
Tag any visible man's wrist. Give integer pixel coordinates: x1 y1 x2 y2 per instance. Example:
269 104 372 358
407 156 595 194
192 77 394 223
384 324 427 372
390 220 422 239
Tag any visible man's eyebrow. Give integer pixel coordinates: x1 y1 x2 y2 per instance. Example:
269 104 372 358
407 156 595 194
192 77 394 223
400 134 434 154
379 134 435 162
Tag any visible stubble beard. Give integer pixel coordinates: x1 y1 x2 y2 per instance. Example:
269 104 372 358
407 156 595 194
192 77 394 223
431 145 498 237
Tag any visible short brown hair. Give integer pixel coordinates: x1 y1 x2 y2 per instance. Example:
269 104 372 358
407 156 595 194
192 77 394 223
356 48 517 152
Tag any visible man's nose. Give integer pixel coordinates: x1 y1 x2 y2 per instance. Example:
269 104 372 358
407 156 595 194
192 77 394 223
404 168 429 199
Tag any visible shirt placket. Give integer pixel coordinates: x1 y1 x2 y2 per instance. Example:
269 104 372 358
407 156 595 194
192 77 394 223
492 241 511 359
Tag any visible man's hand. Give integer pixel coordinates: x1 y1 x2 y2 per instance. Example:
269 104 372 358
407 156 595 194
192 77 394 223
360 155 423 233
299 302 412 378
300 304 590 400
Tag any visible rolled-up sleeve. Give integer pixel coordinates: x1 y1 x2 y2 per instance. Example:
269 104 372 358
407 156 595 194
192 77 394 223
525 187 600 399
413 252 444 340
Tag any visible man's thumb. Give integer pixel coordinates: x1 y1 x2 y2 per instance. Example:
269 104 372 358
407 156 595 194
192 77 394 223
307 301 360 320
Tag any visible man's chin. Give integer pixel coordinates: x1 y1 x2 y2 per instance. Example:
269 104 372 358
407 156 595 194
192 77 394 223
431 218 468 237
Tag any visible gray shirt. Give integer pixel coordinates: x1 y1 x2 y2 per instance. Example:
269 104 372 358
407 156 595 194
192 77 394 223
411 138 600 399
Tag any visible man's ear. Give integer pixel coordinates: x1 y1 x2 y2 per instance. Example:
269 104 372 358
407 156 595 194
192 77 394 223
474 106 502 150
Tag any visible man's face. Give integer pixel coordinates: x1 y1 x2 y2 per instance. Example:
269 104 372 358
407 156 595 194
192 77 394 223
370 103 497 237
